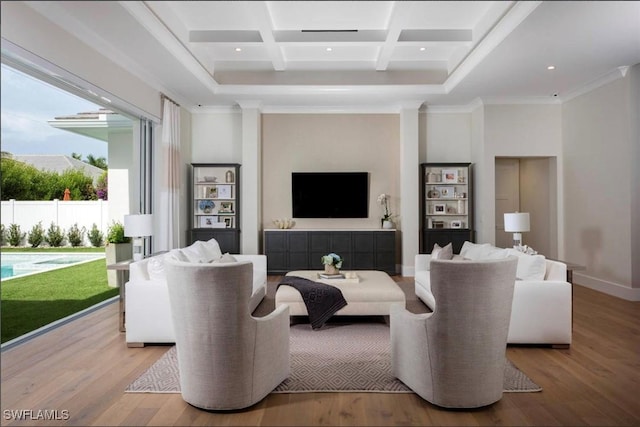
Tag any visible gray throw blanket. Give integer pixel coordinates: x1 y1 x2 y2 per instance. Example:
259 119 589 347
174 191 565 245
278 276 348 329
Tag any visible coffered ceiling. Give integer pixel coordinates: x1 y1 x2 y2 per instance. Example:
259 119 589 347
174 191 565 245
21 1 640 110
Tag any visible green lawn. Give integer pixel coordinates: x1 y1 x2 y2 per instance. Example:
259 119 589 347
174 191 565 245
1 249 117 343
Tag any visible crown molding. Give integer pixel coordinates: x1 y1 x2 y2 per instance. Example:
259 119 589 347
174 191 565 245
561 66 630 103
261 105 408 114
482 96 561 105
189 105 240 114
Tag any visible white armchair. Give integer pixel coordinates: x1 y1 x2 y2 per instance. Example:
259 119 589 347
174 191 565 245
392 257 518 408
165 258 290 410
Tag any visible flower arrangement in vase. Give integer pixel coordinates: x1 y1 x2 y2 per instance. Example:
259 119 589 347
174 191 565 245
377 193 394 228
321 253 343 275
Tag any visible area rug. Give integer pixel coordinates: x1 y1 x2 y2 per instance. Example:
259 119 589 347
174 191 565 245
126 322 542 394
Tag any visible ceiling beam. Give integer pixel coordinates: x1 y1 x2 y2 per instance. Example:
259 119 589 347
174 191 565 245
444 1 542 93
247 1 285 71
375 2 403 71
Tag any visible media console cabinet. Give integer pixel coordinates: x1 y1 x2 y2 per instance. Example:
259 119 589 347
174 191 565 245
263 229 396 275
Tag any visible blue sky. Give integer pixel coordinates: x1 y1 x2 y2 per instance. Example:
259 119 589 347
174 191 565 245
1 64 108 158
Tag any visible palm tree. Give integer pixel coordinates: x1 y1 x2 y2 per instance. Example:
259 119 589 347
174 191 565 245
85 154 108 170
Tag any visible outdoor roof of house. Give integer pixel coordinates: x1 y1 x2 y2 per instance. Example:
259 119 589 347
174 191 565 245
52 108 117 120
12 154 104 182
48 109 133 142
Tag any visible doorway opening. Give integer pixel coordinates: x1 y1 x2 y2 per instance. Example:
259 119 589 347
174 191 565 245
495 157 558 257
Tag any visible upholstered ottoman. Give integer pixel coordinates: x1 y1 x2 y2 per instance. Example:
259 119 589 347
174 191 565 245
276 270 406 316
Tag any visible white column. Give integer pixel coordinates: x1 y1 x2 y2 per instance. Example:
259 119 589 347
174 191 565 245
400 103 422 276
107 128 135 223
238 101 262 254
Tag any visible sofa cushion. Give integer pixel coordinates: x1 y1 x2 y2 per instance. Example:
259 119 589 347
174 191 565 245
459 241 492 260
431 243 453 260
506 249 546 281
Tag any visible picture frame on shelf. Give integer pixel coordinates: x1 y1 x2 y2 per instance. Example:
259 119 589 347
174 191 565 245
433 203 446 214
199 215 219 228
219 201 234 213
217 184 232 199
436 186 454 198
224 217 234 228
202 185 218 198
432 220 445 229
451 220 463 229
442 169 458 184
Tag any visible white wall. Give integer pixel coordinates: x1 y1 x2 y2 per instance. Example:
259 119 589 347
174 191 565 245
261 114 400 231
425 112 472 162
562 70 637 299
191 111 243 163
477 104 563 246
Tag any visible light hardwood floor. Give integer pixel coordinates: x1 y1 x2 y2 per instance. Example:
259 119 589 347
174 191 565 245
2 278 639 426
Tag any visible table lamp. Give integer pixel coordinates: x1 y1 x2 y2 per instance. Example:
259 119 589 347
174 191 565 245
504 212 530 248
124 214 153 261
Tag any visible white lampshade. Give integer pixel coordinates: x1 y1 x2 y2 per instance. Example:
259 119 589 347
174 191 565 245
124 214 154 237
504 212 530 233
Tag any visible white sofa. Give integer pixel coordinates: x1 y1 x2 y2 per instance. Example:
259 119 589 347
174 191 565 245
125 239 267 346
415 241 572 346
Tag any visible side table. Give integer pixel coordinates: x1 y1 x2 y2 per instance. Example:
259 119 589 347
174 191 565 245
106 259 134 332
548 258 586 284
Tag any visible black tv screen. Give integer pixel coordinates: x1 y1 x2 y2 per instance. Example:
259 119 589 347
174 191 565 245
292 172 369 218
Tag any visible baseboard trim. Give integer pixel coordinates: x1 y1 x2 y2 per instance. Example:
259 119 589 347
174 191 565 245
573 273 640 301
401 265 415 277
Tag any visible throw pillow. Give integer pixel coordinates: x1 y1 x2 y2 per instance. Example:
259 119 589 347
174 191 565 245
147 256 166 282
202 238 223 260
181 243 207 263
506 249 546 281
460 241 492 260
212 253 238 264
167 248 188 262
431 243 453 260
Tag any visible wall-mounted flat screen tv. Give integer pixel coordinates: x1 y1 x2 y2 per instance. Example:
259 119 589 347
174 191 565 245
292 172 369 218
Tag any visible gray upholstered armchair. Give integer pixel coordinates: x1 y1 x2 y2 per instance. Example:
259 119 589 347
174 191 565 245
391 257 518 408
165 258 290 410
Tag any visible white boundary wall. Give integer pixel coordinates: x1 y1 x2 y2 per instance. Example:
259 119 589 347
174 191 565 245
1 199 109 246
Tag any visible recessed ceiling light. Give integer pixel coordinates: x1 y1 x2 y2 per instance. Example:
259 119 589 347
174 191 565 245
547 65 555 70
235 47 242 52
326 47 333 52
419 47 426 51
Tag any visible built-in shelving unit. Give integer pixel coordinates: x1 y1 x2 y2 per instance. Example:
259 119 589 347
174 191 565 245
188 163 240 253
420 163 475 254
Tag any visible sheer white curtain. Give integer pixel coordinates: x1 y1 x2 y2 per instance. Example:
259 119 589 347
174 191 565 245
157 98 181 250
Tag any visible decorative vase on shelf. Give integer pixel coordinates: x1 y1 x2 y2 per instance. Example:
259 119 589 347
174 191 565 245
324 264 340 275
382 220 393 229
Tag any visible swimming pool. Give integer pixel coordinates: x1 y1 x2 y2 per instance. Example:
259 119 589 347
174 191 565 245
1 253 106 280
